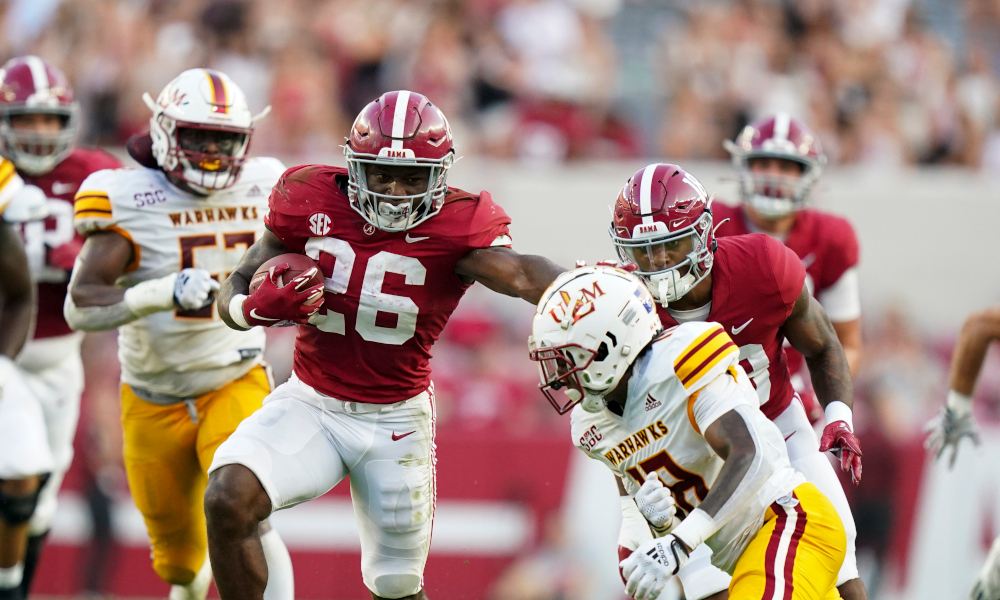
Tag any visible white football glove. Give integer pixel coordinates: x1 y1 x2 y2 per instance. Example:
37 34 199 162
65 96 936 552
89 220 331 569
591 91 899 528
173 268 220 311
635 472 681 535
924 391 980 469
619 534 689 600
972 537 1000 600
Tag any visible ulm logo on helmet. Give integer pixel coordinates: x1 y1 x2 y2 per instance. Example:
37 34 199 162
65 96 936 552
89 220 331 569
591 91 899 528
548 283 606 325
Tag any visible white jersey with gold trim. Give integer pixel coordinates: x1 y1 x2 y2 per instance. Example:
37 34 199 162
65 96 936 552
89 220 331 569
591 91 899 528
571 321 804 573
73 157 285 397
0 157 24 215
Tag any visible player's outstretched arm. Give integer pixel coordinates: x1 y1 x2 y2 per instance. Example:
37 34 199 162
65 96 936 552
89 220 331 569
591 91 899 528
832 318 862 377
782 284 862 482
923 306 1000 468
454 246 565 304
0 220 34 360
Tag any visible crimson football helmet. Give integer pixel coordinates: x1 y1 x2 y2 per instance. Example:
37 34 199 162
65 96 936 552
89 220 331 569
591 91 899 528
724 113 826 219
345 90 455 232
0 56 79 175
610 163 715 307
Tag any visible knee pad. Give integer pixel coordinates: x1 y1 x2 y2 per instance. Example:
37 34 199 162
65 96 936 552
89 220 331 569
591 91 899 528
371 574 421 599
0 481 45 526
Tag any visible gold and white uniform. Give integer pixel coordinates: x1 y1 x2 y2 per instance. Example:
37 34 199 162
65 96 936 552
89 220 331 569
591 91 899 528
73 157 284 398
572 321 805 573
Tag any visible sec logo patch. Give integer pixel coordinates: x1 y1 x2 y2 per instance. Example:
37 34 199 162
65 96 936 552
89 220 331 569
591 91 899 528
309 213 332 236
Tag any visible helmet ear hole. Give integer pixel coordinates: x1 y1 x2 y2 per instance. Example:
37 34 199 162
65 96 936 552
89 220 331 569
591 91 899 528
595 342 609 362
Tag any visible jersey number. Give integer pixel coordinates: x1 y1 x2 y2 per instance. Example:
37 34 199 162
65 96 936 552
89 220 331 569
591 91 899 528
305 237 425 345
738 343 770 405
626 450 710 514
177 231 255 319
20 199 75 283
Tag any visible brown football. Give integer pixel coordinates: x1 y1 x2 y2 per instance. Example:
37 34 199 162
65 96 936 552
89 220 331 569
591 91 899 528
249 253 322 294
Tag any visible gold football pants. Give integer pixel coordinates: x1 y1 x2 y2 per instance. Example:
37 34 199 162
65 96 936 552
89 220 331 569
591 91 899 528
120 365 270 585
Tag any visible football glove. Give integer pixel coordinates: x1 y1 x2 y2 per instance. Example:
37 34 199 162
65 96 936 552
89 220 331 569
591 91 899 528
925 391 980 469
971 536 1000 600
635 472 681 535
173 268 220 311
819 421 863 485
619 535 689 600
241 264 324 328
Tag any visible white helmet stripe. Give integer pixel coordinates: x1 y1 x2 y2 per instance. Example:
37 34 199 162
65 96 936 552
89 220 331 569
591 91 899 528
24 56 50 97
390 90 411 150
638 163 658 225
773 112 790 142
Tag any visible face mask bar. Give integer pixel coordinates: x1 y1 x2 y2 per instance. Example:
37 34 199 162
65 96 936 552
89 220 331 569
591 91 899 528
0 106 78 175
164 118 252 192
344 149 454 232
529 344 596 415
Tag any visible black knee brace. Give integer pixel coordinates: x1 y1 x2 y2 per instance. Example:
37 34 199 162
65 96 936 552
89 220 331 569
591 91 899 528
0 478 46 526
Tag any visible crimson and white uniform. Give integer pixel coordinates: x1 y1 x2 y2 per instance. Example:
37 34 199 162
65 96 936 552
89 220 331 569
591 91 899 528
2 149 121 534
211 165 512 593
659 233 860 588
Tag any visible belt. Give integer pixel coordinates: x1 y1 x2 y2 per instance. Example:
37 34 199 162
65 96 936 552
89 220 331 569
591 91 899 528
130 386 200 423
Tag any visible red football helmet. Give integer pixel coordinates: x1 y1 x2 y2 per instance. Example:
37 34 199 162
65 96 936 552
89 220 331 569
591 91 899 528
0 56 79 175
723 113 826 218
344 90 455 232
610 163 715 306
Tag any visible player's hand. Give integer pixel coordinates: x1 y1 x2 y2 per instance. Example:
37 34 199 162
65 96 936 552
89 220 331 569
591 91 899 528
619 535 689 600
243 264 324 327
173 268 220 311
971 537 1000 600
819 421 863 485
635 472 680 535
925 398 980 470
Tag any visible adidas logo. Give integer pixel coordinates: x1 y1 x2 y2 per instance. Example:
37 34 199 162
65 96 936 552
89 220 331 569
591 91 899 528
247 185 264 198
645 393 661 411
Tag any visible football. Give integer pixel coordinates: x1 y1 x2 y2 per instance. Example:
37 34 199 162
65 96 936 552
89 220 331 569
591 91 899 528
249 253 323 294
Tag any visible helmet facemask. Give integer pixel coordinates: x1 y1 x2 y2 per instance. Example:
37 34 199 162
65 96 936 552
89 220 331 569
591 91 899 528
0 105 78 175
345 146 454 232
159 116 252 194
611 212 714 307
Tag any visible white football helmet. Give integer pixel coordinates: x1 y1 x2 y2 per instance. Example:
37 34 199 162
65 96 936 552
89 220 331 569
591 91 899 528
142 68 270 195
529 266 662 414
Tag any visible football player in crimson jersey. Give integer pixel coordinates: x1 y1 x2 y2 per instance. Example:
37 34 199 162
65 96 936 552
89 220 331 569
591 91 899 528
716 114 862 420
205 90 565 600
0 56 121 600
608 164 867 600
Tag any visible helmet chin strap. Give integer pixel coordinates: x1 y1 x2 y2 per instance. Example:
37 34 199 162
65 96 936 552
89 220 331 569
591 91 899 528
566 388 606 413
651 269 696 308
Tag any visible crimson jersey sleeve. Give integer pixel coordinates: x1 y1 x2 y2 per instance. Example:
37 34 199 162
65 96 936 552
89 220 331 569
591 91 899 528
709 201 748 237
444 190 511 251
811 214 859 292
761 234 806 315
264 164 334 253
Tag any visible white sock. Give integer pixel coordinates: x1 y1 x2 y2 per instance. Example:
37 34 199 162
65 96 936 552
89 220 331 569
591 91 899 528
167 557 212 600
261 527 295 600
0 563 23 589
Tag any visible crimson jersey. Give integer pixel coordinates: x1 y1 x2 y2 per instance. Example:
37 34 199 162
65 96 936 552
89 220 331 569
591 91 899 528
265 165 512 403
16 148 122 338
657 234 805 420
713 202 859 390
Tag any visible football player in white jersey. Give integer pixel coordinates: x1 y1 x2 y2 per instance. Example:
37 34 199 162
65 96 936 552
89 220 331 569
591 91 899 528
925 305 1000 599
529 267 846 600
0 167 42 600
63 69 294 600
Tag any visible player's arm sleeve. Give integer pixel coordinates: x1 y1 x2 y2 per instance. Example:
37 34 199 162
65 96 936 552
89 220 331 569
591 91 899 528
817 267 860 322
465 191 512 249
763 235 807 315
0 158 25 217
73 171 140 272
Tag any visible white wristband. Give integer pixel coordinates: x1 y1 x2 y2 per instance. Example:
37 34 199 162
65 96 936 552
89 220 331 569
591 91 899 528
123 273 177 317
946 390 974 418
229 294 251 330
824 400 854 431
671 508 717 551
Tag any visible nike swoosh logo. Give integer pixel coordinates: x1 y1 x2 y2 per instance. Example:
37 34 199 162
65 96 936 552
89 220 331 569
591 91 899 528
405 235 429 243
784 432 795 442
731 318 753 335
51 181 74 195
391 431 416 441
250 308 279 321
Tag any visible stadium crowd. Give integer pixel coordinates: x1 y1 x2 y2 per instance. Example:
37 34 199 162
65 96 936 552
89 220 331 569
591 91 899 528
1 0 1000 167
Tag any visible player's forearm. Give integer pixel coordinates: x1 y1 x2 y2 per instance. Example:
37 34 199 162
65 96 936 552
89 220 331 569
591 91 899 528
831 319 862 378
485 254 563 304
805 339 854 410
218 272 251 330
949 310 1000 395
66 273 176 331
